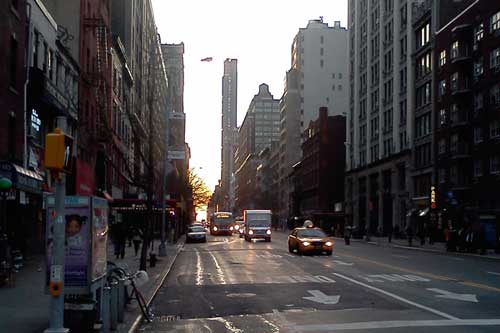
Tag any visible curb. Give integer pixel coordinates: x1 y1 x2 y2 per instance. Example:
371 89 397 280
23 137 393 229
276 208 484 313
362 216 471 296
127 238 185 333
335 237 500 261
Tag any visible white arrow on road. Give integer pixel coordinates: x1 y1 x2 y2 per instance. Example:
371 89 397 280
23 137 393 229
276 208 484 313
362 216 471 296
427 288 478 303
303 290 340 304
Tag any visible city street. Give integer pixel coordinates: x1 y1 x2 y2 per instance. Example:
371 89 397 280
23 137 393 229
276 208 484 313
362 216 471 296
140 230 500 332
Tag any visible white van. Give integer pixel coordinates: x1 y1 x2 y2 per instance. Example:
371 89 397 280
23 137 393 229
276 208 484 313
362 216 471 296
243 210 272 242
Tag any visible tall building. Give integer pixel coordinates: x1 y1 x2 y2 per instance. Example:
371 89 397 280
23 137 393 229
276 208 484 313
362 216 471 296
278 19 348 221
434 1 500 233
234 83 280 212
345 0 414 236
221 58 238 211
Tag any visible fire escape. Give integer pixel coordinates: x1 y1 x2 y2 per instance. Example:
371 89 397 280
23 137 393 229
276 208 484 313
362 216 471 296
83 17 112 192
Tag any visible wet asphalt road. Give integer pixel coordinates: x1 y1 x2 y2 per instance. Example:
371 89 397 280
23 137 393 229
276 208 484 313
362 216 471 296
139 231 500 332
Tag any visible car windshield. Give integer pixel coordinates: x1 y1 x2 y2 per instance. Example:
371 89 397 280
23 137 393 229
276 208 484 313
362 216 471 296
297 229 326 238
189 226 205 233
247 219 269 227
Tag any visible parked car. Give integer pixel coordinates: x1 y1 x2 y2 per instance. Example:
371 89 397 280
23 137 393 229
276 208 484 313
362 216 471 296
288 227 333 255
186 225 207 243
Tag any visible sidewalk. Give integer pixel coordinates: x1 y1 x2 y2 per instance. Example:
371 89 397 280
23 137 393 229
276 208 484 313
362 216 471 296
339 235 500 261
0 237 184 333
114 237 184 333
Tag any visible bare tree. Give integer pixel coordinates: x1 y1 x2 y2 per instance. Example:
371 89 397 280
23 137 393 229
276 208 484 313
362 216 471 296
188 168 211 212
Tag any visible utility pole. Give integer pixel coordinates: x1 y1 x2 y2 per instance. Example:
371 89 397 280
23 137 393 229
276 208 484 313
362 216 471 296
45 116 69 333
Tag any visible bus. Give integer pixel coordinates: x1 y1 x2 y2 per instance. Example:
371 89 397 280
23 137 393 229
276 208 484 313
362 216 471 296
210 212 234 235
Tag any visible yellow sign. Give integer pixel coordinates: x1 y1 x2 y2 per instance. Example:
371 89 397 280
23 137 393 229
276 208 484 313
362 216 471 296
430 186 437 209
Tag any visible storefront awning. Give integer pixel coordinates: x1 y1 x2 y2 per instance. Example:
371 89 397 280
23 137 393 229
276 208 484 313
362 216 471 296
0 161 43 194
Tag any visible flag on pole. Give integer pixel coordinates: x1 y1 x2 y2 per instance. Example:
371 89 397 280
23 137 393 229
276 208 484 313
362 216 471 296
200 57 213 62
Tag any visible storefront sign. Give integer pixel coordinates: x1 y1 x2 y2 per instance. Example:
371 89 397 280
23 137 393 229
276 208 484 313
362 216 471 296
430 185 437 210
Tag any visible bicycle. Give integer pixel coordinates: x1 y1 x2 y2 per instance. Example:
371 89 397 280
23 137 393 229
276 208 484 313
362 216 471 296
108 263 153 322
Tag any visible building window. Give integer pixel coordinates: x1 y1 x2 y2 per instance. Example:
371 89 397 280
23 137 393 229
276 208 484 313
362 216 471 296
417 52 431 78
491 84 500 105
491 11 500 32
439 80 446 99
416 23 430 48
439 109 446 127
474 93 483 113
338 85 342 90
320 59 324 68
490 48 500 70
439 50 447 67
450 72 458 91
474 58 484 77
438 139 446 154
438 168 446 183
339 73 342 79
474 160 483 177
48 49 54 80
451 41 459 59
491 156 500 174
450 165 458 184
9 36 18 88
474 23 484 43
399 100 407 125
320 35 324 44
450 134 458 153
491 120 500 139
320 48 324 56
450 104 459 124
474 127 483 144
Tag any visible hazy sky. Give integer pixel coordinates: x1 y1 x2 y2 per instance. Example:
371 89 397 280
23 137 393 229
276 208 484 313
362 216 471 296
152 0 348 191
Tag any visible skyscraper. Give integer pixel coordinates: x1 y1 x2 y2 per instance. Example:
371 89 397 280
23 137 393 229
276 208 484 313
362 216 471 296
345 0 413 236
278 19 348 220
221 58 238 211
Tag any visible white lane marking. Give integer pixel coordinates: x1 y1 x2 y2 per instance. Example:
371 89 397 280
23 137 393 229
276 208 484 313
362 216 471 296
427 288 478 303
257 314 280 332
487 271 500 276
303 290 341 304
272 309 292 330
392 254 410 259
333 272 459 320
287 275 336 284
292 319 500 331
208 317 242 333
256 251 282 259
208 251 227 285
362 274 430 283
333 260 354 266
195 249 204 286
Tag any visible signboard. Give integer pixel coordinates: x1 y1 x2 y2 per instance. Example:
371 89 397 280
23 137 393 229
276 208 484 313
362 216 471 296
430 185 437 210
168 150 185 160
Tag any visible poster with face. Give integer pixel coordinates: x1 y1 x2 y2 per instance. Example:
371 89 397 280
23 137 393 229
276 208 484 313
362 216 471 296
46 206 90 288
92 198 108 281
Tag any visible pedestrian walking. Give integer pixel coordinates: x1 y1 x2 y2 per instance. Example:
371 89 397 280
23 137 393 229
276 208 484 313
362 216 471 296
132 230 142 256
406 225 413 247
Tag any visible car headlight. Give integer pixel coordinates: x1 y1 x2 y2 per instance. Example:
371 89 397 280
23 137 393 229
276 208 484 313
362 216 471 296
266 229 272 235
325 241 333 247
230 226 234 231
213 226 218 231
239 228 244 233
235 225 239 230
302 241 310 246
249 230 254 235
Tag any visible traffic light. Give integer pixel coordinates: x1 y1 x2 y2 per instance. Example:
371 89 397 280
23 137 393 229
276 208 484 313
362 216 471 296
45 128 74 172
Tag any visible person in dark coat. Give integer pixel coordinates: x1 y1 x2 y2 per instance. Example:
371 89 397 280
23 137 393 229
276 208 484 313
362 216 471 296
406 225 414 247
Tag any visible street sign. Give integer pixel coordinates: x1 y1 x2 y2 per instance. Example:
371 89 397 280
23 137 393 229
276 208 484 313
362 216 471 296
168 150 185 160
